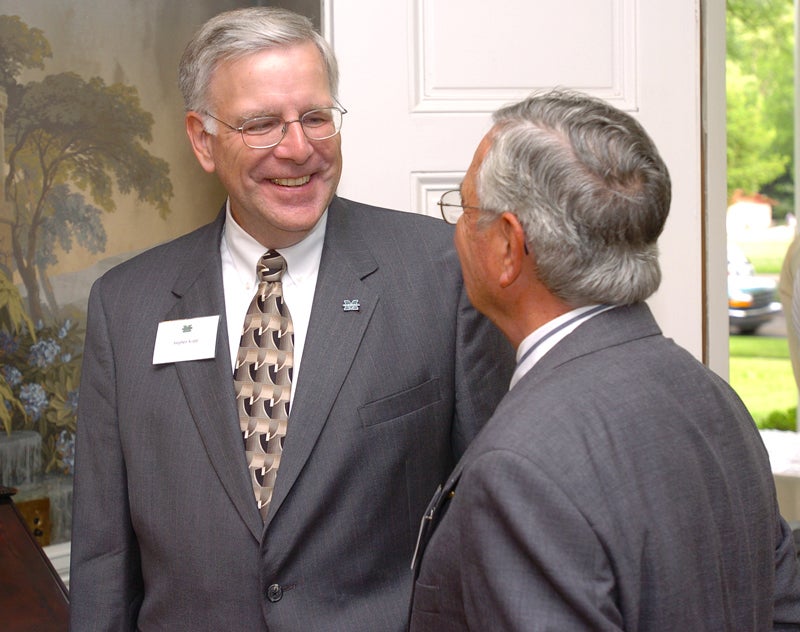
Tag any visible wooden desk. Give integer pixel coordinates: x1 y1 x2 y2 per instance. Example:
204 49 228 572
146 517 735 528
0 486 69 631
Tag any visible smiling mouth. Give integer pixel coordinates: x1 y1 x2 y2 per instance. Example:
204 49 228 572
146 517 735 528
270 175 311 187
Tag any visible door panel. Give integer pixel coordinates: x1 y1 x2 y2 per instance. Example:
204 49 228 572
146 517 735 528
329 0 704 358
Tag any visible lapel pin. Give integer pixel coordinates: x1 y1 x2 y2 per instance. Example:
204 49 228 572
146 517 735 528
342 299 360 312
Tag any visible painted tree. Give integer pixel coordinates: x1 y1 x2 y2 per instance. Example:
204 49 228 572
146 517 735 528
0 14 50 88
37 185 106 316
1 15 173 321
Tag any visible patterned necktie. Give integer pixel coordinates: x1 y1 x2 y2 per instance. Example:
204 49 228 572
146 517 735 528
234 250 293 520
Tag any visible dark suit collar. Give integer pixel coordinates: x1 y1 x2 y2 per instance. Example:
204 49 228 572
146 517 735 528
170 207 226 298
520 302 662 384
263 196 380 526
317 196 379 279
164 207 266 540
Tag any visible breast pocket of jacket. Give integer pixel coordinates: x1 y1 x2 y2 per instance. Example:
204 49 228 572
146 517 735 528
411 580 442 617
357 377 442 428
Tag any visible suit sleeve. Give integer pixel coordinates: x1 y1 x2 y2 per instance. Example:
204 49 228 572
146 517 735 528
772 513 800 628
451 284 515 458
69 280 143 631
456 449 624 631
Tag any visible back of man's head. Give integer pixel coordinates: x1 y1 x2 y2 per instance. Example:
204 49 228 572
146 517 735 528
479 89 671 306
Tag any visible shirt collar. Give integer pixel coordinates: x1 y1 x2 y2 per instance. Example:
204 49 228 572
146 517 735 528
222 198 327 286
509 304 614 390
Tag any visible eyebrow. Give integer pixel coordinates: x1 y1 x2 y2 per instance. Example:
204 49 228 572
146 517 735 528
238 103 337 121
235 110 280 123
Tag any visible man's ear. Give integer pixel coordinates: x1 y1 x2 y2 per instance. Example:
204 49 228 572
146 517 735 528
185 112 217 174
498 211 528 288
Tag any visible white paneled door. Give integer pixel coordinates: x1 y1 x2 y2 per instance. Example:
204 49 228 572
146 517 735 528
327 0 707 360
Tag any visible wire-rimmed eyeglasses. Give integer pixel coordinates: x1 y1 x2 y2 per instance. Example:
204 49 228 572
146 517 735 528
438 189 530 254
438 189 489 225
204 102 347 149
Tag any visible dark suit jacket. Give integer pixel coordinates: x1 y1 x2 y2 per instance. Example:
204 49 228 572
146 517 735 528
410 303 800 631
69 196 514 631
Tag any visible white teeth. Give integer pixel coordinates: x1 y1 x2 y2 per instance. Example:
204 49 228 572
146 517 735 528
271 175 310 187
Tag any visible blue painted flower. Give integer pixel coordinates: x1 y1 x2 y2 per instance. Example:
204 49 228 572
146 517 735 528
66 389 79 414
56 430 76 474
28 338 61 369
58 319 73 340
0 331 19 354
19 382 48 421
1 364 22 388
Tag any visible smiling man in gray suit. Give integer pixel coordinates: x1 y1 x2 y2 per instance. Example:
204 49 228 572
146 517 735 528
68 7 512 631
409 90 800 630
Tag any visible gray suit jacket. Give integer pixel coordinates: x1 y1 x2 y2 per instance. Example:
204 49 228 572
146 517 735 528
69 196 514 631
410 303 800 631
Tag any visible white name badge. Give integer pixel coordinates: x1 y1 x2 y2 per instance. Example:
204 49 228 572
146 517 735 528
152 315 220 365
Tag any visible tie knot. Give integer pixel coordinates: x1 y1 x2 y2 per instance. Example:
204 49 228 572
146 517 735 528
257 250 286 283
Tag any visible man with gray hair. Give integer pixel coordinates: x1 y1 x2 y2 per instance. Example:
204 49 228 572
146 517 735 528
69 7 512 631
409 89 800 630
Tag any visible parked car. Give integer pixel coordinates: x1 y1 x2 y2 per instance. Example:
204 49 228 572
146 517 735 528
728 243 782 334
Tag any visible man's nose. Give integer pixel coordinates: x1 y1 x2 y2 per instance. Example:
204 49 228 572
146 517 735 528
273 119 313 160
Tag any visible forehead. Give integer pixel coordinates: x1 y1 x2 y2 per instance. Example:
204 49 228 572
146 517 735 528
209 42 330 111
462 131 495 201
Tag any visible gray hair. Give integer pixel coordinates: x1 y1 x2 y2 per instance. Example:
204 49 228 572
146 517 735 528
478 89 671 306
178 7 339 115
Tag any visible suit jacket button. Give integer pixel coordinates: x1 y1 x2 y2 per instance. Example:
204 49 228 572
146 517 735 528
267 583 283 602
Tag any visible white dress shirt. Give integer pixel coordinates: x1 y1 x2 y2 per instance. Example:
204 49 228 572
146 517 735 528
220 201 326 403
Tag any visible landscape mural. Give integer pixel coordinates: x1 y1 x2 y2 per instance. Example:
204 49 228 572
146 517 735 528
0 0 320 547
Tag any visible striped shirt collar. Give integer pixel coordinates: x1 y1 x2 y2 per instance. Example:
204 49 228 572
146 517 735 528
509 304 614 390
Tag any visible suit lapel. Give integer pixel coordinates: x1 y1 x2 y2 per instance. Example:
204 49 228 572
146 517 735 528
264 198 379 526
165 211 264 540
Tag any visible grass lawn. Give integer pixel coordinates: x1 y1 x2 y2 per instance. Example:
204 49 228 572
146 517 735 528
727 226 796 427
734 227 793 274
729 335 797 428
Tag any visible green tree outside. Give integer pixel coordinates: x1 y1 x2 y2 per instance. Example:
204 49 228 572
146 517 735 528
727 0 794 215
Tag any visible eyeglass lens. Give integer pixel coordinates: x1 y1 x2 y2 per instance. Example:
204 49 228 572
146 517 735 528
241 108 343 148
439 190 464 224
